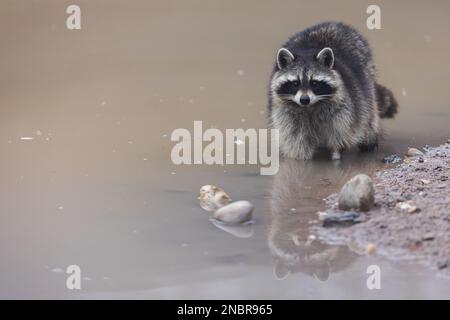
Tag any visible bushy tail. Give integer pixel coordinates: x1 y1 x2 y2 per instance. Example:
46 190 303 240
376 83 398 118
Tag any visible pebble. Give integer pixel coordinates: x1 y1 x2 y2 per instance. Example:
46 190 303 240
213 200 253 225
422 233 435 241
366 243 377 255
437 260 448 270
199 185 231 212
395 201 420 214
406 147 424 157
420 179 431 185
383 154 402 164
317 211 328 220
338 174 375 212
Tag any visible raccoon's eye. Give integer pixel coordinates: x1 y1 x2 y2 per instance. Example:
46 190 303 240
292 80 300 87
310 80 319 87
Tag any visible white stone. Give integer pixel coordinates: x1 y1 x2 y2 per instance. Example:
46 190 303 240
213 200 253 224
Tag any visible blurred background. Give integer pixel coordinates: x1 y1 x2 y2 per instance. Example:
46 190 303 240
1 0 450 299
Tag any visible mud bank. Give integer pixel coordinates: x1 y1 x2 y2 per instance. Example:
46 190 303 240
317 141 450 273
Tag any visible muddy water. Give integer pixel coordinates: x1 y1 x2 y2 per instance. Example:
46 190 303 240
1 0 450 299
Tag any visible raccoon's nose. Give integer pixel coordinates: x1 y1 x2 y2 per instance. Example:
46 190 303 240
300 95 310 106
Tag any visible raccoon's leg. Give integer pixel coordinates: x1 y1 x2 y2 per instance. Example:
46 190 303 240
293 146 315 160
280 142 315 160
358 142 378 152
302 146 315 160
358 136 379 153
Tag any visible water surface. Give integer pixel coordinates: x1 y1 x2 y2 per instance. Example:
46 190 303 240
1 0 450 299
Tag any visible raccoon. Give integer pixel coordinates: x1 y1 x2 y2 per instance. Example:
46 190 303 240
268 22 398 160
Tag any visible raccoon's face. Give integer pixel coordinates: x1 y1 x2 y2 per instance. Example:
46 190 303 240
271 47 339 108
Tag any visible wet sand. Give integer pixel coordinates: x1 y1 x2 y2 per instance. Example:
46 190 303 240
318 142 450 273
1 0 450 298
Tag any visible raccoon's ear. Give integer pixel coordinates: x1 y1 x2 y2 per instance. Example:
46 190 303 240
277 48 295 70
316 47 334 69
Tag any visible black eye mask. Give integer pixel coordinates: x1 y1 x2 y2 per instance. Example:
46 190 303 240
310 80 336 96
277 80 300 96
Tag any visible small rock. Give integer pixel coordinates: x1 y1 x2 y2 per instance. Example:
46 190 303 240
406 147 424 157
322 211 365 228
395 201 420 214
437 260 448 270
420 179 431 185
213 200 253 225
383 154 402 164
366 243 377 255
422 233 435 241
317 211 328 220
338 174 374 212
199 185 231 212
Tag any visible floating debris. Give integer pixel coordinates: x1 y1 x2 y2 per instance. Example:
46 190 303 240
199 185 231 212
383 154 402 164
20 137 34 141
213 200 253 225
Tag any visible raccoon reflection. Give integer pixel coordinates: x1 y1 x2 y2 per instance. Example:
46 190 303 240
268 159 359 281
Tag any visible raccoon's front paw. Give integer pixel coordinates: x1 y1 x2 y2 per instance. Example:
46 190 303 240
331 151 341 160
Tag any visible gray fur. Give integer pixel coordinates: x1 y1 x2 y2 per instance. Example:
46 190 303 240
268 22 397 160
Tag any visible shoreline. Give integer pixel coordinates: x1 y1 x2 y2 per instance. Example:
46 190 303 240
316 140 450 274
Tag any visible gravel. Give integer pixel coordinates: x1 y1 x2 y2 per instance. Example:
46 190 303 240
317 142 450 273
